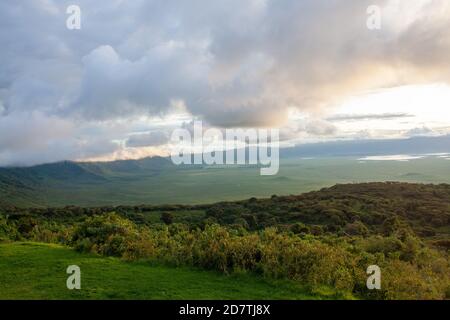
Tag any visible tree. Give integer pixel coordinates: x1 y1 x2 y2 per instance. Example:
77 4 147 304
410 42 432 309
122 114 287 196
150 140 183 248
161 212 174 225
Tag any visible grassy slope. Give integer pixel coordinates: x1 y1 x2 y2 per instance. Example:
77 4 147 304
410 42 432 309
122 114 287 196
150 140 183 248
0 242 336 300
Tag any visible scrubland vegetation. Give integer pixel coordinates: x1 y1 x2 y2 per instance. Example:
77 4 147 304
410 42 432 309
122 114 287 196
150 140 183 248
1 182 449 299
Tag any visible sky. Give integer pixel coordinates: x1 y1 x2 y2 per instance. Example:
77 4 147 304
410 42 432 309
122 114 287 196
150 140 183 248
0 0 450 166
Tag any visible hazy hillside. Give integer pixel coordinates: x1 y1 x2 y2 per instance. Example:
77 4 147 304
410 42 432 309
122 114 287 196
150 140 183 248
0 157 175 207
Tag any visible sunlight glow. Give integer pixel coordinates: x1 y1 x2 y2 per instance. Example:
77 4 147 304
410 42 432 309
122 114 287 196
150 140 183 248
331 83 450 137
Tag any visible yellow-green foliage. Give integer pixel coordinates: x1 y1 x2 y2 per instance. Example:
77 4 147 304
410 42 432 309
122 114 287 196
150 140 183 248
3 210 449 300
70 213 139 256
66 214 450 299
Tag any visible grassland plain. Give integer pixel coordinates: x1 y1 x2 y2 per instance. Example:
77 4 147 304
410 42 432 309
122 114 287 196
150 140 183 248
2 156 450 207
0 242 344 300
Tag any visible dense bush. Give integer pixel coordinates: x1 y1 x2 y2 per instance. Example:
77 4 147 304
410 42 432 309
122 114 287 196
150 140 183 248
65 214 449 299
70 213 138 256
0 215 17 241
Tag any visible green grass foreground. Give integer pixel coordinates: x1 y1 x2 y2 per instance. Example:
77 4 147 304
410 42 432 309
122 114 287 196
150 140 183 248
0 242 342 300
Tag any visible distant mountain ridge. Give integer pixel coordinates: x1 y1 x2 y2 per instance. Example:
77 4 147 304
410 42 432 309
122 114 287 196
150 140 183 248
281 134 450 158
0 156 173 184
2 134 449 171
0 157 174 207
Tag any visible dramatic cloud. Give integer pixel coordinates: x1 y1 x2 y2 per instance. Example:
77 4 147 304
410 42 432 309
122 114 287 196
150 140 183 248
1 0 450 165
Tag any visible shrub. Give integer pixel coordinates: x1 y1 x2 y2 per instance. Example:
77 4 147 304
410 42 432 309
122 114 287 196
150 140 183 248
71 213 138 256
161 212 174 225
